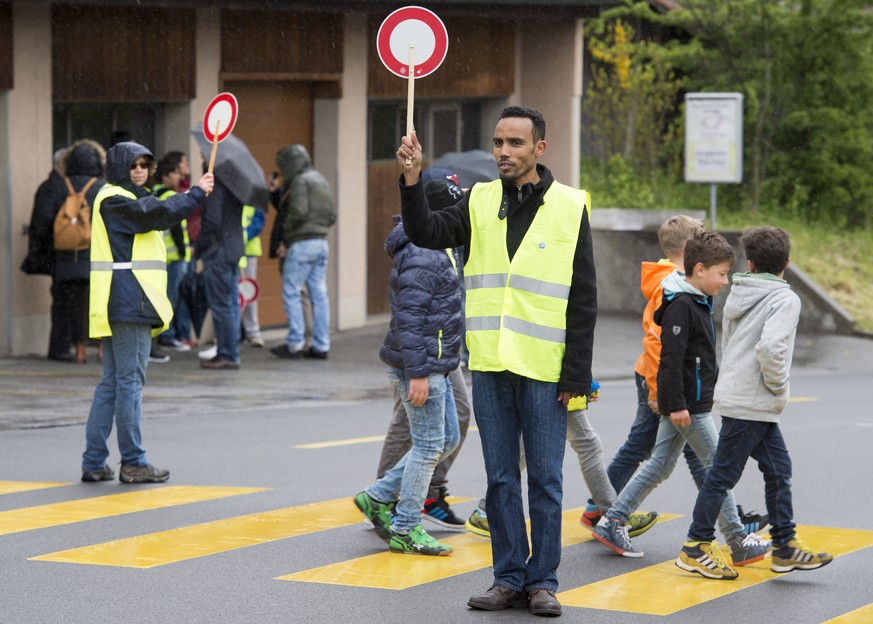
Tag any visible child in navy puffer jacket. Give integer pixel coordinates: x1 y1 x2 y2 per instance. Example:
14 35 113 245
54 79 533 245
354 168 464 556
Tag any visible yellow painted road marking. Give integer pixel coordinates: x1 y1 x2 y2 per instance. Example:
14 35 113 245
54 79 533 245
32 497 467 568
0 481 71 495
823 602 873 623
280 510 681 590
559 525 873 616
0 486 265 537
788 396 818 403
295 427 480 449
295 435 387 449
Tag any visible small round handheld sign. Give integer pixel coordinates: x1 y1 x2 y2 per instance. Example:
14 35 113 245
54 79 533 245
202 92 239 174
377 6 448 157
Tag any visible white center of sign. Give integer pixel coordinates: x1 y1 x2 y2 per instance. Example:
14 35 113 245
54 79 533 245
208 100 235 134
389 19 436 65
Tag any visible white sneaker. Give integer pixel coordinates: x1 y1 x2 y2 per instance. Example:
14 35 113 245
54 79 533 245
245 336 265 348
198 345 218 360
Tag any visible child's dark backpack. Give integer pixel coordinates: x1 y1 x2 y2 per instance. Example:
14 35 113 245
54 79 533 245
53 176 97 251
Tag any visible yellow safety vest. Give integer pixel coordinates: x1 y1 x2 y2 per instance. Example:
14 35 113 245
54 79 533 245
464 179 589 382
89 184 172 338
241 204 263 258
155 186 191 263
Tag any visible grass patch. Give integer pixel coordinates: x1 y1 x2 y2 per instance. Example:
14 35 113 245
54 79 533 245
581 158 873 333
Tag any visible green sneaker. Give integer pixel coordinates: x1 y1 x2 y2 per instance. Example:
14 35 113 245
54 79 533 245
627 511 660 538
353 491 395 541
771 538 833 573
389 524 453 556
465 508 490 538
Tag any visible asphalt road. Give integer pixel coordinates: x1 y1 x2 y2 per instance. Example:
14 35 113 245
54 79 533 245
1 319 871 623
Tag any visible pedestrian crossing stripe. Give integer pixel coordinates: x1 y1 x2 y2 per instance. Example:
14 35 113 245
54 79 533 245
31 497 470 568
278 510 683 590
0 480 71 495
823 602 873 623
1 486 266 537
558 525 873 616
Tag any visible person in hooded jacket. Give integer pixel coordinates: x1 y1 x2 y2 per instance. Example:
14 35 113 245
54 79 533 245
21 147 72 360
353 169 463 557
269 145 336 360
80 141 213 484
59 140 107 363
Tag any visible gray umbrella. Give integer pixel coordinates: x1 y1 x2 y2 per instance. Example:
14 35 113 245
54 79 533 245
433 149 499 189
191 122 269 210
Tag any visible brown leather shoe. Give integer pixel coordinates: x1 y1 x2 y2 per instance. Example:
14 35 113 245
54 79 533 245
528 588 561 617
200 357 239 370
467 584 528 611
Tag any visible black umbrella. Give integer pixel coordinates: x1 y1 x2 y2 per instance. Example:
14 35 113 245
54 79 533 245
178 269 209 338
433 149 499 189
191 123 269 210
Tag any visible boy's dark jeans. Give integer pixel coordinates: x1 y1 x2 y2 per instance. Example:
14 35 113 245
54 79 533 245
689 417 796 546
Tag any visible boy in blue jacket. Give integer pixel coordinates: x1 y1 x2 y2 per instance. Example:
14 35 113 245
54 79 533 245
677 226 832 579
354 168 464 556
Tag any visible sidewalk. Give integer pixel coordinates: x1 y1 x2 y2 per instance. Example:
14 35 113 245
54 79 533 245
1 314 870 431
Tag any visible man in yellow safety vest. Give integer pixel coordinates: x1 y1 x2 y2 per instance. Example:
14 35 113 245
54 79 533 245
396 106 597 617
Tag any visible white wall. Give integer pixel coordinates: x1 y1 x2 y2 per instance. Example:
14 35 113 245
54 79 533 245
5 5 53 356
517 18 584 189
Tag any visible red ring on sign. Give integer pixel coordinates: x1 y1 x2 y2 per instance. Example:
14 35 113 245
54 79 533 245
377 6 448 79
203 92 238 143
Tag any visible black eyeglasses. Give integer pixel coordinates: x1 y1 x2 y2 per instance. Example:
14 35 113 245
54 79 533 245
130 162 150 170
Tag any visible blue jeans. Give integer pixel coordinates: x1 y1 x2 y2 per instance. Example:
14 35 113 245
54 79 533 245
607 411 744 540
367 368 460 533
472 370 567 593
689 417 796 545
203 250 240 362
82 323 151 470
607 373 707 493
282 238 330 353
161 260 190 342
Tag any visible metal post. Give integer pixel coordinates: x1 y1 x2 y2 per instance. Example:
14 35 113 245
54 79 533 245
710 183 717 230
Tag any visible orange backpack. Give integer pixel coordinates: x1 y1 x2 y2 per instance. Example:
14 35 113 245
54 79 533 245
53 176 97 252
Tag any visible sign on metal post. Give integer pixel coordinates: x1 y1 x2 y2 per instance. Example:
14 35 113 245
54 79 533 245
684 92 744 229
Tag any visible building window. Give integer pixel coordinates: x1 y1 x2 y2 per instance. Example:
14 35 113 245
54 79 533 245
53 103 157 152
368 100 482 162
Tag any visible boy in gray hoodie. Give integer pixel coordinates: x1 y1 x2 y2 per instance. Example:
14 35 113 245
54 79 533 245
677 226 833 580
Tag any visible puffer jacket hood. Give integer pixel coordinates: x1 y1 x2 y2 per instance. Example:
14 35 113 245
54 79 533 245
385 221 410 259
276 144 311 180
105 141 153 186
64 139 106 177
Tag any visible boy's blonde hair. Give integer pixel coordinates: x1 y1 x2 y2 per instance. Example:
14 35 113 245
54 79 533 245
658 215 705 257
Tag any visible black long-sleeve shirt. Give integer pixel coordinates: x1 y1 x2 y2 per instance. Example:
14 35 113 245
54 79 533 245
400 164 597 394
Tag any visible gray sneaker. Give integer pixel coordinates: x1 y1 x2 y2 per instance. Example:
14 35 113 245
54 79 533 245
119 462 170 484
592 516 644 557
81 465 115 482
729 531 771 566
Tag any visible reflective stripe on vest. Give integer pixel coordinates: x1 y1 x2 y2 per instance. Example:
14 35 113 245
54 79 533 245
464 179 589 382
89 184 173 338
155 185 190 263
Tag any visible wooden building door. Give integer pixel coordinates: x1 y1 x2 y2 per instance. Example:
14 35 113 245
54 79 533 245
222 80 313 328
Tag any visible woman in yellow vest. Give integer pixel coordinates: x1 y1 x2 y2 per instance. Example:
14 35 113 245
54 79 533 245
81 141 213 485
396 106 597 617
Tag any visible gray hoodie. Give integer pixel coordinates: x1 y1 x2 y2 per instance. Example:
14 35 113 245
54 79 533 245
713 272 801 422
